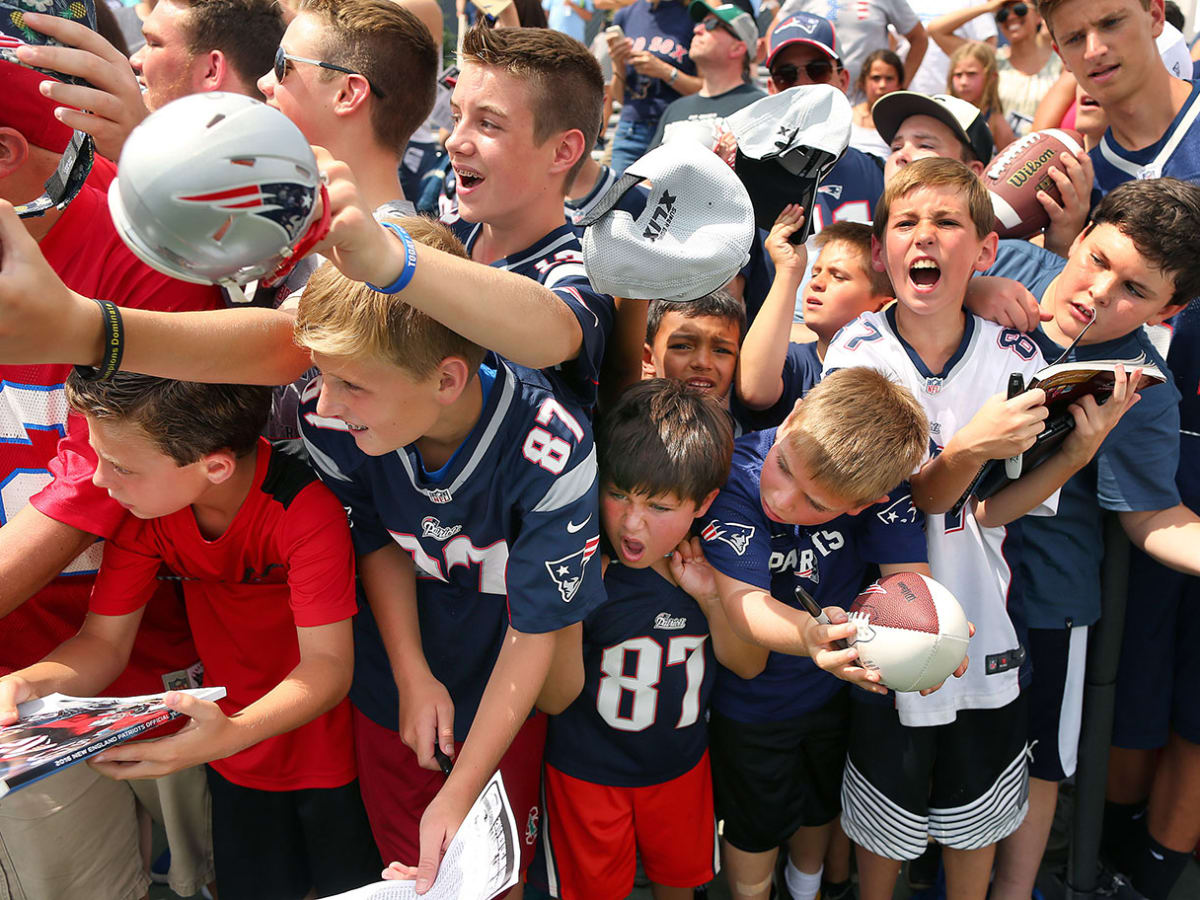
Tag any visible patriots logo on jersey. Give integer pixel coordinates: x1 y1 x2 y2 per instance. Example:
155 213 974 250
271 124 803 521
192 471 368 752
701 520 755 556
175 182 315 242
546 537 600 603
817 183 843 199
421 517 461 541
876 493 919 526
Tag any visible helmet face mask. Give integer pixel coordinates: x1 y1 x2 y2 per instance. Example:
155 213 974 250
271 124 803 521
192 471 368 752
109 92 324 287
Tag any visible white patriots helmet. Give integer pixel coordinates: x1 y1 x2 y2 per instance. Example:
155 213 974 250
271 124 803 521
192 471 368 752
108 92 324 287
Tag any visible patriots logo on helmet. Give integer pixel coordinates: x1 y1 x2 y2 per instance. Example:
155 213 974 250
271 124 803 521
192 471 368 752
176 181 314 242
545 537 600 603
875 493 919 526
701 520 755 556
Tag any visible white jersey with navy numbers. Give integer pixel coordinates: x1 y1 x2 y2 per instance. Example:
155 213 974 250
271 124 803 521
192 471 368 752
1092 79 1200 193
447 221 615 411
299 354 606 739
824 307 1054 726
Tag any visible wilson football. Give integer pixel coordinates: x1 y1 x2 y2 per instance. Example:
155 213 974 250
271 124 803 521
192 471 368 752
846 572 970 692
984 128 1085 240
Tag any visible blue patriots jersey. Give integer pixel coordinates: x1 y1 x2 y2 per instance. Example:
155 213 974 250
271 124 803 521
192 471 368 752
701 429 927 722
741 151 885 325
1092 80 1200 194
545 562 715 787
810 148 884 236
299 355 606 739
446 220 615 410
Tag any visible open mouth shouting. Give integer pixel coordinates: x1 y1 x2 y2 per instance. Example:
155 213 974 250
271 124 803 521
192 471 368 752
620 535 646 563
909 257 941 291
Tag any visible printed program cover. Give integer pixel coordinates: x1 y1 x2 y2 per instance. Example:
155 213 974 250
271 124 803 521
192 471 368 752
0 688 226 798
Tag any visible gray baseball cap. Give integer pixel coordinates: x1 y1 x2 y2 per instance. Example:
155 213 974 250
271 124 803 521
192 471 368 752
689 0 759 54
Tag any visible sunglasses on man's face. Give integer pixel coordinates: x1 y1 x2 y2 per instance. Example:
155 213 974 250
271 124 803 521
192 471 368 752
273 45 387 98
769 58 841 89
701 14 737 39
995 3 1029 23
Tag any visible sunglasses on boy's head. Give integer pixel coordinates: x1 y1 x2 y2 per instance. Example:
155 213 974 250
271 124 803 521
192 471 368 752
995 2 1029 23
273 46 386 98
769 58 841 89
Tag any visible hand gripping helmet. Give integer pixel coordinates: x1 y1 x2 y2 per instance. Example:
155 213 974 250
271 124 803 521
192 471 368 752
108 92 328 288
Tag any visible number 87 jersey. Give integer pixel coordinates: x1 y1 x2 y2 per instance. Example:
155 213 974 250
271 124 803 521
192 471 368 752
299 354 607 740
544 562 716 787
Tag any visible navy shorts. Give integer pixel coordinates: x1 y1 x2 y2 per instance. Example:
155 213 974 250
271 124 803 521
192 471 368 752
1025 625 1088 781
1113 547 1200 748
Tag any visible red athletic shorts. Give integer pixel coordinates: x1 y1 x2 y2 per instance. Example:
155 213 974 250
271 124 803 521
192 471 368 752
541 751 718 900
353 707 547 873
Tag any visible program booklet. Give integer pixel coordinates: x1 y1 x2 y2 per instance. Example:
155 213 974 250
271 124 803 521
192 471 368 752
0 688 226 799
327 770 520 900
972 356 1166 501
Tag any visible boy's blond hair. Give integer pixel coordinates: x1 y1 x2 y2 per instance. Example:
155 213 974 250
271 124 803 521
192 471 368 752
783 367 928 506
294 218 487 378
873 157 995 241
814 222 893 298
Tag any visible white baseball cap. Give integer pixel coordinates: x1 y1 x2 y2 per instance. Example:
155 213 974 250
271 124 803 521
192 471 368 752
580 142 755 302
725 84 851 239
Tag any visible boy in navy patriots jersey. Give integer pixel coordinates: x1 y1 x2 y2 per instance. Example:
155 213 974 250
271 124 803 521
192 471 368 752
539 379 766 900
441 26 616 408
293 259 604 894
700 366 934 900
1036 0 1200 194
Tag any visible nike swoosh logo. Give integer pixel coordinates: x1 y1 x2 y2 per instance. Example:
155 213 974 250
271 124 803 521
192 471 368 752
566 515 592 533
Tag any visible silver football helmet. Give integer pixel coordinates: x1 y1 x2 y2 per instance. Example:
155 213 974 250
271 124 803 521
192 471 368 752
108 92 323 287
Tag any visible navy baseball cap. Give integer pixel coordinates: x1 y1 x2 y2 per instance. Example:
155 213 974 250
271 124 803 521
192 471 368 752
767 11 841 69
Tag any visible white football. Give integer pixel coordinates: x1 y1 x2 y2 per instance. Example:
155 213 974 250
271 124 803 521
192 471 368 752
846 572 970 693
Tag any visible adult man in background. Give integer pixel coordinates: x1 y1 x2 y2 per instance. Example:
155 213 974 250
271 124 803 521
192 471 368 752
649 0 763 149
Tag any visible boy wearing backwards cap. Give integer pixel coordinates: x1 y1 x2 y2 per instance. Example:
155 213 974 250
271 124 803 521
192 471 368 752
0 59 223 900
874 88 1093 256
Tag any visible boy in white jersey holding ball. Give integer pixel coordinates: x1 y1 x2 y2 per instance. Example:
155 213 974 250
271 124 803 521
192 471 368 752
822 157 1141 900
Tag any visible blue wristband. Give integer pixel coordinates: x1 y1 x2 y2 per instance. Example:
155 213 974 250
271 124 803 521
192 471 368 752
366 222 418 294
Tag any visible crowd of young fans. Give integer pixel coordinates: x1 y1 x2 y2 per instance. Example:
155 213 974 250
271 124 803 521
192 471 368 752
0 0 1198 899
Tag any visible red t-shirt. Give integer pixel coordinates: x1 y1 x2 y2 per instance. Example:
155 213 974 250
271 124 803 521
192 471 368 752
0 180 223 692
89 439 360 791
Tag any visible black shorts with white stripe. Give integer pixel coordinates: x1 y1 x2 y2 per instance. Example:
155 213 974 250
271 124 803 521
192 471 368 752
840 693 1029 861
